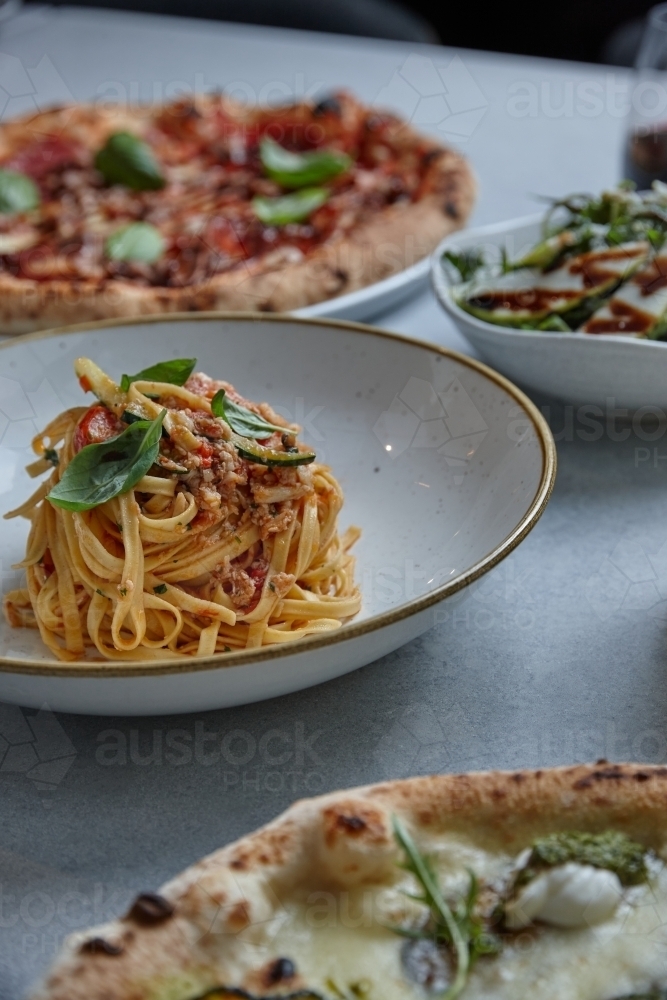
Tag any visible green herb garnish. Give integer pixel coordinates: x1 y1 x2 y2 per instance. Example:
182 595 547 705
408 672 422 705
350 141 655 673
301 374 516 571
0 168 39 214
105 222 165 263
47 409 166 512
120 358 196 393
153 583 168 594
253 187 328 226
260 136 350 189
43 448 59 466
211 389 285 439
391 817 500 1000
94 132 165 191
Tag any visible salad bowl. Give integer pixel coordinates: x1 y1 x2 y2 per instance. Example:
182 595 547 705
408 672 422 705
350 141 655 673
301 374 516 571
432 214 667 411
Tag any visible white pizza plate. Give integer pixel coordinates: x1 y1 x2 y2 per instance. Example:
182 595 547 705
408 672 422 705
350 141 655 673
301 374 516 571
432 215 667 410
0 314 555 716
294 257 430 321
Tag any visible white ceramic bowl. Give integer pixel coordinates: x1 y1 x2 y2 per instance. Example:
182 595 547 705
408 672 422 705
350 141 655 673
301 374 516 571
0 314 555 716
432 215 667 410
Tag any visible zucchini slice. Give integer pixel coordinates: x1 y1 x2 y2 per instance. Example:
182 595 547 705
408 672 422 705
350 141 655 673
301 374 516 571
583 254 667 338
458 242 650 328
233 434 316 467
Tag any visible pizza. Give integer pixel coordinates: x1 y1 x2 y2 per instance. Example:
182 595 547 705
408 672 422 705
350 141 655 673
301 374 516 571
0 91 474 333
32 763 667 1000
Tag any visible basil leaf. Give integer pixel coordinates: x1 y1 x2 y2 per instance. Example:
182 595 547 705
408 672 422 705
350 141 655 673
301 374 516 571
120 358 196 393
47 409 166 512
94 132 165 191
105 222 165 263
260 137 350 189
0 168 39 213
211 389 285 438
253 188 328 226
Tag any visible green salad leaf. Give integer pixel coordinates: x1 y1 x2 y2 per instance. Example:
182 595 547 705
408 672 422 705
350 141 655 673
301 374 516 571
95 132 165 191
211 388 285 438
0 168 40 214
120 358 196 393
260 136 351 189
253 188 328 226
105 222 165 264
47 409 166 512
442 249 485 282
611 992 667 1000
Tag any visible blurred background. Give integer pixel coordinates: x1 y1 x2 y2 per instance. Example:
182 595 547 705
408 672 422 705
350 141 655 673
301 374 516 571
23 0 662 65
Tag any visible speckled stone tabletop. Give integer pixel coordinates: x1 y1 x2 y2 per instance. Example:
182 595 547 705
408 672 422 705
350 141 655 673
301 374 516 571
1 9 664 997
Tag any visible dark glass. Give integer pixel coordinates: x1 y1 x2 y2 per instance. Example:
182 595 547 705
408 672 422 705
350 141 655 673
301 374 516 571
623 4 667 186
624 125 667 186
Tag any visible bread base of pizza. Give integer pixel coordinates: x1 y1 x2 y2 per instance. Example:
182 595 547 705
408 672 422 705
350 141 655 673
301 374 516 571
0 93 475 334
33 763 667 1000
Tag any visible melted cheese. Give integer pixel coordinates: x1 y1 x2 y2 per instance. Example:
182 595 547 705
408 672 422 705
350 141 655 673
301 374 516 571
252 837 667 1000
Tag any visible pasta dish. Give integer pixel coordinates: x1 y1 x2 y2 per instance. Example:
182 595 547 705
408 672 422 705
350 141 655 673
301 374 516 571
3 356 360 662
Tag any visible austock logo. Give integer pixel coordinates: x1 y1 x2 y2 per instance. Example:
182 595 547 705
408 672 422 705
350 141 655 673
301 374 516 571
373 700 484 777
374 53 488 143
0 703 76 807
586 533 667 622
372 375 488 484
0 52 73 124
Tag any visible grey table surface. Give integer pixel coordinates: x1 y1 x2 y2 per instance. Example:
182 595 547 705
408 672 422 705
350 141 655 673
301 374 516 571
1 7 666 997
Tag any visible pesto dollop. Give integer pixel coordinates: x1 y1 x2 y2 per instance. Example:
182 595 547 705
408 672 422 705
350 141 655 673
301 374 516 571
520 831 649 887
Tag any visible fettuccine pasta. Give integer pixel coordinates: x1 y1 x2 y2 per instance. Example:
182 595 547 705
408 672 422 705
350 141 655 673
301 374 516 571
3 357 360 662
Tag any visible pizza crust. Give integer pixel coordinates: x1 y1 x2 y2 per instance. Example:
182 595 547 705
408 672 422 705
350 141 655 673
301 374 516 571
32 762 667 1000
0 102 475 334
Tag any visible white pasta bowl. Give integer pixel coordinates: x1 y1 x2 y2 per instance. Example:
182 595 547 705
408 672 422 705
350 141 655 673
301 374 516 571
432 215 667 410
0 314 555 715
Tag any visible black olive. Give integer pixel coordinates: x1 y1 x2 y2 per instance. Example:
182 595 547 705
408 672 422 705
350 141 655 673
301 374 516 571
401 938 452 993
267 957 296 982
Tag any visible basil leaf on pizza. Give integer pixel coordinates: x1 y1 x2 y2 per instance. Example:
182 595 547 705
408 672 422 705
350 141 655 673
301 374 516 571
95 132 165 191
210 389 285 438
260 136 351 189
47 409 166 511
105 222 165 263
0 168 39 213
120 358 197 392
253 187 329 226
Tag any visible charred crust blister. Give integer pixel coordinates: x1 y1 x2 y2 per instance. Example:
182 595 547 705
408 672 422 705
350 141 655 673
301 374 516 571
337 813 367 833
79 936 124 956
126 891 175 925
313 96 342 117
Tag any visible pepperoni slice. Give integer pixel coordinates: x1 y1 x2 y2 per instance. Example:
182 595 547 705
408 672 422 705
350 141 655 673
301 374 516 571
73 406 123 453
